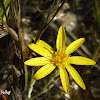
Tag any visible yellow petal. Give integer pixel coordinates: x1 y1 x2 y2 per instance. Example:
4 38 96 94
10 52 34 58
66 65 86 90
69 56 96 65
36 39 54 53
56 26 66 51
34 64 56 80
24 57 49 66
59 67 69 93
66 38 85 54
28 43 52 58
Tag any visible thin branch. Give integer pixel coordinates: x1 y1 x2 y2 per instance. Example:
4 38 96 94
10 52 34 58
11 0 17 26
34 0 67 43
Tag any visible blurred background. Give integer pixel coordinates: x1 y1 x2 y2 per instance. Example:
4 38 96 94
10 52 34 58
0 0 100 100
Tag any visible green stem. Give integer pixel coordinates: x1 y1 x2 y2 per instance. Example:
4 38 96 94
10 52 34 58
28 69 36 99
92 44 100 62
1 0 9 23
30 76 53 100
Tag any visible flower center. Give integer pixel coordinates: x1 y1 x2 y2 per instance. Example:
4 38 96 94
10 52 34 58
51 50 70 68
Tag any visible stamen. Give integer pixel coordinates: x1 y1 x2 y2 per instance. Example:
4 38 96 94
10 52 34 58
50 50 70 68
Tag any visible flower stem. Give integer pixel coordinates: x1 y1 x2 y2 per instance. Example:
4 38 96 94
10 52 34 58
28 69 36 99
30 76 52 100
30 69 59 100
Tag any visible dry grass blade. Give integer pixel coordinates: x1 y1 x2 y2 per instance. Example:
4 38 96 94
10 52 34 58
2 19 18 41
0 21 9 38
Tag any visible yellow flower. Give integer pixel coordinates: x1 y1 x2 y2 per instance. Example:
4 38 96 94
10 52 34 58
24 26 96 93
